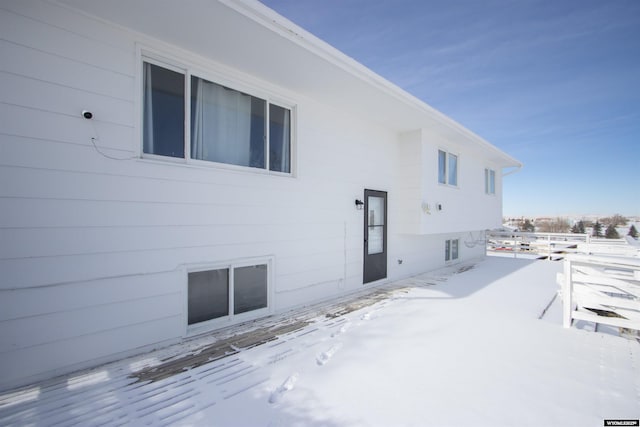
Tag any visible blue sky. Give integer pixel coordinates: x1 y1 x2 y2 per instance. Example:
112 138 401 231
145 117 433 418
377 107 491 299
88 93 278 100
260 0 640 218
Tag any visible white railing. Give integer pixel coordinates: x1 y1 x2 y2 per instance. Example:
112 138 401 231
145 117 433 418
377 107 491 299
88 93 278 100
486 231 638 260
486 231 591 260
577 240 640 257
557 254 640 331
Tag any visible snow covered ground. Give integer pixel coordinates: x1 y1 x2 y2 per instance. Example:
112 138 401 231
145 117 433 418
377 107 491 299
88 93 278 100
1 257 638 426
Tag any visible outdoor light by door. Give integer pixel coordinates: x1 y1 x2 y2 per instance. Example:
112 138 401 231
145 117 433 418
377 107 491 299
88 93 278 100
355 199 364 210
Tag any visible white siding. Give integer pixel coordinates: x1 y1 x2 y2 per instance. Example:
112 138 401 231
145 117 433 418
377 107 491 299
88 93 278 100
395 128 505 235
0 1 502 390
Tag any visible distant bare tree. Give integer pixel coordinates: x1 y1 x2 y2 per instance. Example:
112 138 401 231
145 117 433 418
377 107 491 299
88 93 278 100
536 217 570 233
602 214 628 227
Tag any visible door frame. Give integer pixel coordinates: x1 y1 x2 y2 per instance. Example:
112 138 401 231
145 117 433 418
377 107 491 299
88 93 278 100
363 189 388 284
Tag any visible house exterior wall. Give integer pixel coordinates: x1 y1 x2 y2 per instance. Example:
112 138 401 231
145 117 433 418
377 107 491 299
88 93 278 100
396 128 504 235
0 1 502 390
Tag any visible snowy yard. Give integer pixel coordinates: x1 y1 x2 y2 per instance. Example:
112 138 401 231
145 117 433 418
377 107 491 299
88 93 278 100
1 257 638 426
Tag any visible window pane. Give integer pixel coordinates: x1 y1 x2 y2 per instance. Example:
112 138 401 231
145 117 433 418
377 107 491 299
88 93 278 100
368 196 385 226
452 239 459 259
188 269 229 325
445 240 450 261
448 154 458 186
191 76 265 168
234 264 268 314
438 150 446 184
368 226 384 255
485 169 489 193
367 195 385 255
489 170 495 194
143 62 185 158
269 104 291 173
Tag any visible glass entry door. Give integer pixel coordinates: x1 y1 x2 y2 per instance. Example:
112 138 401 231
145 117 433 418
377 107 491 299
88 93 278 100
363 189 387 283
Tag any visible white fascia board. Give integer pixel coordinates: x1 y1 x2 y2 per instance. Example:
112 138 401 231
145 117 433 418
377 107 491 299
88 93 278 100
224 0 521 168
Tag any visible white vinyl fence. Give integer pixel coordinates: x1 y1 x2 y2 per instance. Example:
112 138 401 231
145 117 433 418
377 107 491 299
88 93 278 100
486 231 638 260
486 232 590 260
557 254 640 331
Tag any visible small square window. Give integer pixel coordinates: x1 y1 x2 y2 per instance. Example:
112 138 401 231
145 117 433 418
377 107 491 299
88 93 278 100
445 239 459 261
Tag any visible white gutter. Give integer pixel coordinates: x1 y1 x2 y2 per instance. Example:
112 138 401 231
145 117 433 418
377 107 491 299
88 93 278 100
502 164 523 177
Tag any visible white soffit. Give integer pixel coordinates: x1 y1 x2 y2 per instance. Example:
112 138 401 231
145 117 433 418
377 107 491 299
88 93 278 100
53 0 520 168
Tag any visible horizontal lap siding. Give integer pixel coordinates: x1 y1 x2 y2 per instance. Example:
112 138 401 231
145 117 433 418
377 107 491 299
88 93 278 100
0 272 180 322
0 3 173 388
3 317 183 385
0 293 181 352
0 40 134 102
0 1 398 389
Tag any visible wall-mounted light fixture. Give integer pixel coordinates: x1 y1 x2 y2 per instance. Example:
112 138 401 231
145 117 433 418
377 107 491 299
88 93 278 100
355 199 364 210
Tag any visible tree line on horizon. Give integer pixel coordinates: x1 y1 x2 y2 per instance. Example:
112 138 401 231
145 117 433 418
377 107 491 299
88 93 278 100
506 214 638 239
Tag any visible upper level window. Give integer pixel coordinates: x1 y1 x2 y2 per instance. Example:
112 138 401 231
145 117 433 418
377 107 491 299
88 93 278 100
143 60 292 174
438 150 458 186
143 63 185 158
485 168 496 194
190 76 266 168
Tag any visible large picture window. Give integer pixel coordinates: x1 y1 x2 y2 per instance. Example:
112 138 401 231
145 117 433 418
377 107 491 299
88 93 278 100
438 149 458 186
143 59 292 173
191 76 266 168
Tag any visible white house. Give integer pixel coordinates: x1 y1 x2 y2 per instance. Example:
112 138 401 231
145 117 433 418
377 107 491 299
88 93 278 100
0 0 521 390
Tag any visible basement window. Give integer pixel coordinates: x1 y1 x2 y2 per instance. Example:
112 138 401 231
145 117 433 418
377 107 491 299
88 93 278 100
187 262 269 328
445 239 459 262
188 269 229 324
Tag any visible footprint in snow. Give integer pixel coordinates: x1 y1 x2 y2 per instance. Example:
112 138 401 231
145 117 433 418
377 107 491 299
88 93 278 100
331 322 350 337
316 344 342 366
268 373 299 404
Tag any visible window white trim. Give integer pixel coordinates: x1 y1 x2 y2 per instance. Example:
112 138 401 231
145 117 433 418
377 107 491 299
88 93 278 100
445 239 460 262
485 168 496 195
438 149 459 187
184 256 274 336
138 46 296 177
